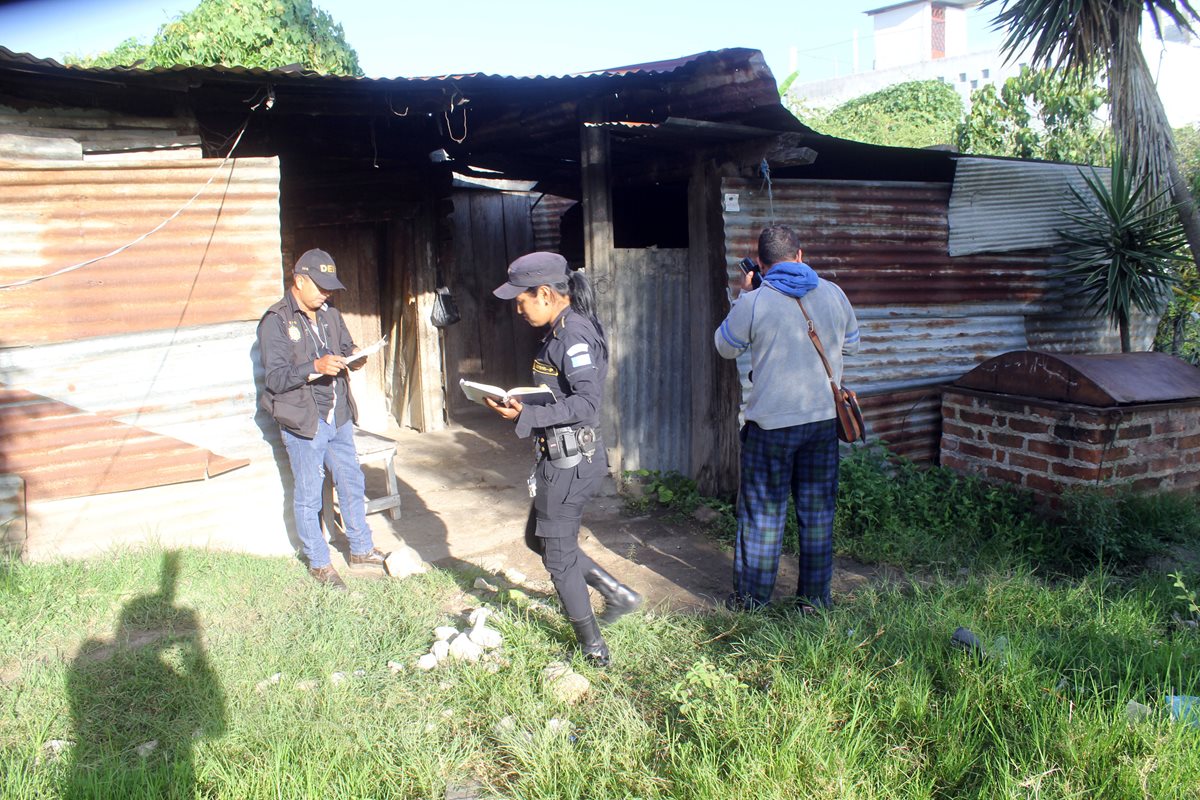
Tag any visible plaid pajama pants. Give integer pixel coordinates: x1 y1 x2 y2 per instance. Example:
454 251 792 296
733 419 840 609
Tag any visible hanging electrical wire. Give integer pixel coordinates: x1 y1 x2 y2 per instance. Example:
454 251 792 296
1 103 262 291
760 157 776 222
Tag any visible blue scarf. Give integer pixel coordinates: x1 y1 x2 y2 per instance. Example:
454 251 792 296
761 260 818 298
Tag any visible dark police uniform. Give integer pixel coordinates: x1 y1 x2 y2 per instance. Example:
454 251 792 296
514 306 610 623
258 291 358 436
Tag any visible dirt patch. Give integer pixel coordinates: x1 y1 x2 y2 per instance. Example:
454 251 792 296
350 408 897 613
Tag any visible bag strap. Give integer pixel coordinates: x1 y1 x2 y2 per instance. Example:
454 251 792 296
796 298 836 383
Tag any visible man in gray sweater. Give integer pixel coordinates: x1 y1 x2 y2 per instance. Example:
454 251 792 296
714 224 859 610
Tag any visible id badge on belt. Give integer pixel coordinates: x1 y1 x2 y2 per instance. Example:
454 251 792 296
527 468 538 498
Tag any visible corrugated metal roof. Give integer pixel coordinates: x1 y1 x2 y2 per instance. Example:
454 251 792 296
722 177 1058 307
0 46 731 84
948 157 1109 256
0 156 282 344
956 351 1200 406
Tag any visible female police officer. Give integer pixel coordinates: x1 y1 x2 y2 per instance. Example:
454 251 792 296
487 252 642 666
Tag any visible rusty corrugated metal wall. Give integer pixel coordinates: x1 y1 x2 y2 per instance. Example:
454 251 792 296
721 177 1136 463
0 156 288 558
0 158 282 343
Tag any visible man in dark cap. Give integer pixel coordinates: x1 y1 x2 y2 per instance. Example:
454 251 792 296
257 249 387 589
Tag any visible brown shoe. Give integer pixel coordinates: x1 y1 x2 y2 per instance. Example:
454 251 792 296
348 547 388 567
309 564 348 590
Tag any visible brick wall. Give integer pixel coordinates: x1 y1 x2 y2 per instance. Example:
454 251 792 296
940 388 1200 495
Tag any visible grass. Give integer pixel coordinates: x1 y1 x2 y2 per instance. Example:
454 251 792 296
3 547 1200 799
630 446 1200 576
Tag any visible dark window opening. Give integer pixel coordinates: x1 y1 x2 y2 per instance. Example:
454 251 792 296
612 183 689 248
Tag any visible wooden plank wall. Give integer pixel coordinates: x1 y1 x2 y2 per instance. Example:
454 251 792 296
443 190 540 416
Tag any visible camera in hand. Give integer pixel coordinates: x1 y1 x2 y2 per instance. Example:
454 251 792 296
738 257 762 290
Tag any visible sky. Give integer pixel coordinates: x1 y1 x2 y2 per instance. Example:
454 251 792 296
0 0 1006 83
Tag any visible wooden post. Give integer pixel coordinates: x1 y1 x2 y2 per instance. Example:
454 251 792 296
412 206 446 431
688 156 742 496
580 110 621 471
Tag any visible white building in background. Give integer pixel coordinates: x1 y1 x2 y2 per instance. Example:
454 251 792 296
789 0 1200 127
870 0 973 70
1143 16 1200 128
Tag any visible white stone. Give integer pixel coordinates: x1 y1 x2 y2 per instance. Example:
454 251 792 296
387 660 405 673
502 568 527 584
254 672 283 693
476 555 506 573
448 632 483 662
384 548 429 580
550 673 591 704
353 669 366 678
295 679 319 691
135 740 158 758
468 607 493 627
417 653 438 670
468 625 502 650
542 661 571 680
473 577 498 592
542 662 590 704
434 625 459 641
431 639 450 662
330 671 347 686
493 715 517 735
38 739 73 765
546 718 572 735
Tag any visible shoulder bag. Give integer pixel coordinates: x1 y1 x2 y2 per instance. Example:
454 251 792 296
796 298 865 444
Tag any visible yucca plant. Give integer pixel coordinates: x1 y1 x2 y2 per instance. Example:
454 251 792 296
983 0 1200 271
1057 150 1188 351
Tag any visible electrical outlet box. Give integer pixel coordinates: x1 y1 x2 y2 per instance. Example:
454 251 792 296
723 192 740 212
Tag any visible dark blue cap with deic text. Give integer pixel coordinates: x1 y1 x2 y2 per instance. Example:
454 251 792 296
294 248 346 291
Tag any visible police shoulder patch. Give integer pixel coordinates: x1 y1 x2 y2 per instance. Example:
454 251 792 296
287 321 302 342
532 359 559 377
566 342 588 356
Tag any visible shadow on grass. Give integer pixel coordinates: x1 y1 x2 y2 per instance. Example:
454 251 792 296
64 551 226 799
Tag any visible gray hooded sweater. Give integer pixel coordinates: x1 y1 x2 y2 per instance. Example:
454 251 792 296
714 277 859 430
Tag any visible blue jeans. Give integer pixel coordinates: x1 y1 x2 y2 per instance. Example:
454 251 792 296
281 420 373 568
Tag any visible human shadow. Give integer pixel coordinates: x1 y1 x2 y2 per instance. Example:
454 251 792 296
64 551 226 799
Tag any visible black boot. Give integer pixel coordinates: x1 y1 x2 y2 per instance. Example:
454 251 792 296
570 614 610 667
585 567 643 625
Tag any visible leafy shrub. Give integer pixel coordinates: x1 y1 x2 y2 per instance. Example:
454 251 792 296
834 445 1053 570
1054 485 1200 568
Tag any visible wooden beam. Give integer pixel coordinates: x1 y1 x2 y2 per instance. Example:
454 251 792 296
580 104 621 471
688 155 743 496
725 132 818 176
412 206 446 432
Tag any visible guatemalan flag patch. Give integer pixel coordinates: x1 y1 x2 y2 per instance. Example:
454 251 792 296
567 342 592 368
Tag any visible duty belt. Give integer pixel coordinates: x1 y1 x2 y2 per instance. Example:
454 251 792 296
537 425 600 469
